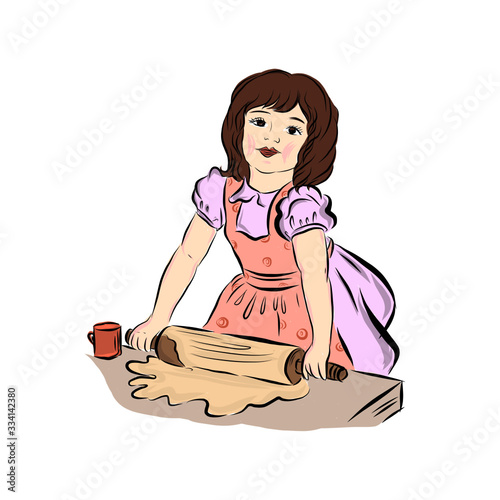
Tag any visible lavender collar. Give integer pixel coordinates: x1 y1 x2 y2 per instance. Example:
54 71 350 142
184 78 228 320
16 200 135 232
228 178 282 239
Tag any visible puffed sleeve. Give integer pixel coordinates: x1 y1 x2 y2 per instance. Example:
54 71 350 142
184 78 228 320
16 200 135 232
191 167 226 230
277 186 336 240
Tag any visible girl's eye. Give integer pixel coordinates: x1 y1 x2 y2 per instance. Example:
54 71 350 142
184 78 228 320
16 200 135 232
285 125 303 136
249 117 267 128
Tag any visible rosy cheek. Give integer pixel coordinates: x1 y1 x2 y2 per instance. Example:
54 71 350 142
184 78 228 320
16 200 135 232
246 134 256 156
282 142 295 163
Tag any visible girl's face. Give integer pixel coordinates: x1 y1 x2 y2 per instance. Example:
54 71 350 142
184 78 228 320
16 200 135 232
242 104 308 175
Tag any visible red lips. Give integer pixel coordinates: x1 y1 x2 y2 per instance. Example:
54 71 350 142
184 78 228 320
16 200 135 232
258 147 280 158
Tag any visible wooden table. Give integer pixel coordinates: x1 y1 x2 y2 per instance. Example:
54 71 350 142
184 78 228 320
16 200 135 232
88 346 403 430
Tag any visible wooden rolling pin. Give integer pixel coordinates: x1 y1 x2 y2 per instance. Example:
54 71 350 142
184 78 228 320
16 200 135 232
126 325 348 384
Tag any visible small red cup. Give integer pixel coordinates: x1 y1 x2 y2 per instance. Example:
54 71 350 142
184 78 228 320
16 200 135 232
88 321 122 359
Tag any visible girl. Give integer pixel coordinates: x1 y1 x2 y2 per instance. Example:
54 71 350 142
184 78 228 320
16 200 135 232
128 69 399 378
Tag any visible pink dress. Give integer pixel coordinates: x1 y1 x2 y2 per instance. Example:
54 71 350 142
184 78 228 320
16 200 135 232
192 167 399 375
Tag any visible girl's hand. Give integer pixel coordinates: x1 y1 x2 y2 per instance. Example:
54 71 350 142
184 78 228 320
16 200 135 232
302 343 330 380
128 316 166 352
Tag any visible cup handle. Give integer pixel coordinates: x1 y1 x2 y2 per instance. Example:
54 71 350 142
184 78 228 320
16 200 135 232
87 332 94 344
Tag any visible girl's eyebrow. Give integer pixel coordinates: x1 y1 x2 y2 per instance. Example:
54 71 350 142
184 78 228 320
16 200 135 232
290 117 305 124
249 110 270 114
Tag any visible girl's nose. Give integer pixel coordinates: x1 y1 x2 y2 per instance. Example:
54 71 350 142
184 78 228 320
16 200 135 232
264 129 281 143
264 135 281 144
263 119 281 143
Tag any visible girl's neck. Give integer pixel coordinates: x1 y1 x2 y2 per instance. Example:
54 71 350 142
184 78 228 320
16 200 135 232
247 166 294 193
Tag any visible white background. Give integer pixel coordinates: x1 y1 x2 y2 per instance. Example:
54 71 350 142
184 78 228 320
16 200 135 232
2 1 499 499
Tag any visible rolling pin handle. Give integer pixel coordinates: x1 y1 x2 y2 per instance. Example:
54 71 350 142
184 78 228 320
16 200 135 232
295 356 348 382
125 329 132 345
150 333 160 352
327 363 348 382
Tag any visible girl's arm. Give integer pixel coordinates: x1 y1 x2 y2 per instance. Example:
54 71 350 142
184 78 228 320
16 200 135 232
129 213 217 351
292 228 332 380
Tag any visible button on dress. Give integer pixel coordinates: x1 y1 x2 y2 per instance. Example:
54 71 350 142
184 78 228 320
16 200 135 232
192 167 399 375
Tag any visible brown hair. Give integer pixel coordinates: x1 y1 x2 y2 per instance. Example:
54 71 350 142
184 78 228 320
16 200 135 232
219 69 339 188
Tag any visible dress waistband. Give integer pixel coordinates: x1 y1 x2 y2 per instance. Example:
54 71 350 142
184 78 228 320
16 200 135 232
243 269 301 290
